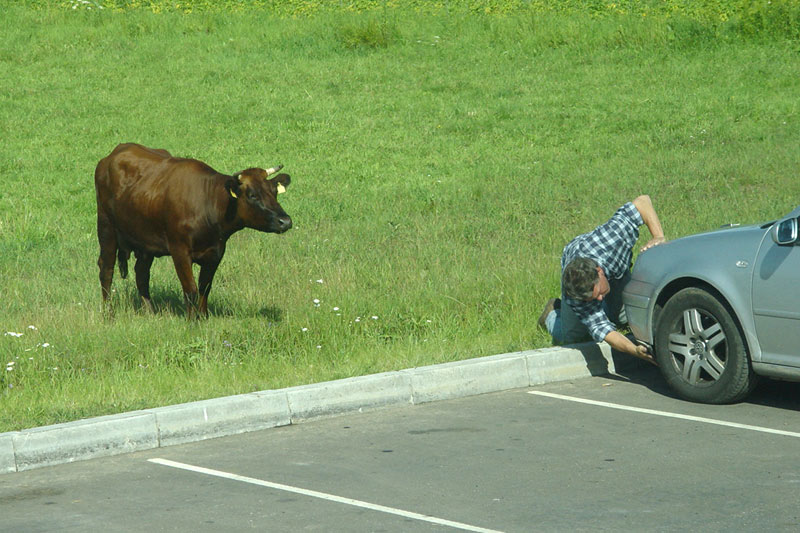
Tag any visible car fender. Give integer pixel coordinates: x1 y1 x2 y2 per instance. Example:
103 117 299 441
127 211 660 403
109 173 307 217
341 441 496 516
626 226 766 363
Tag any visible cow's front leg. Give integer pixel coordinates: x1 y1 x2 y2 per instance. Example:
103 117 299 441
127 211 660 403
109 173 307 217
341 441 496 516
198 259 221 318
170 246 200 319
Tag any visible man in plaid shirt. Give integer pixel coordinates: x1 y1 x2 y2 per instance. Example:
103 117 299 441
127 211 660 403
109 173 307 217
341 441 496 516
539 195 665 363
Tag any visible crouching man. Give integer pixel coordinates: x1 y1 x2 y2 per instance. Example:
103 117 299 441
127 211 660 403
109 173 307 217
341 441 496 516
538 195 665 363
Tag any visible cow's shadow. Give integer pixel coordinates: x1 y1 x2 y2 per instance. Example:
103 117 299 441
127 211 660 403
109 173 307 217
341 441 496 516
208 302 284 321
119 284 283 321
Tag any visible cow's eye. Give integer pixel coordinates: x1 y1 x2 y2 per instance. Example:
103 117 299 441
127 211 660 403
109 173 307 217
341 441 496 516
246 191 258 201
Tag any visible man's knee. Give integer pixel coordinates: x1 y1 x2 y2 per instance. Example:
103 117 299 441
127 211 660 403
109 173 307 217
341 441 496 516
557 330 592 345
551 308 592 345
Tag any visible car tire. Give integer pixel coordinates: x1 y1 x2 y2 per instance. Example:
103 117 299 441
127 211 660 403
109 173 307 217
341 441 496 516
654 287 757 404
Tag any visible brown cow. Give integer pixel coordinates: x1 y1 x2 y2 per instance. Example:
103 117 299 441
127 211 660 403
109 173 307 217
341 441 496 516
94 143 292 318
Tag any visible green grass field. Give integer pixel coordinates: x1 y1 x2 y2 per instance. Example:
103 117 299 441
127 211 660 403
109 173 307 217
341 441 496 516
1 2 799 432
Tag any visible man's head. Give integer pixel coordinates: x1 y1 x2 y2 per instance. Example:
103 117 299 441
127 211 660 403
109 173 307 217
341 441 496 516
562 257 610 301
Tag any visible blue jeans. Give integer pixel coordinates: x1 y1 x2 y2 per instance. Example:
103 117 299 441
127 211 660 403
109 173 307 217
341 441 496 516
545 270 630 344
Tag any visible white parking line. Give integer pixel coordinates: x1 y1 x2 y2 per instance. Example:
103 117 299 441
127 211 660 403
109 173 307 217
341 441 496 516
149 458 504 533
528 391 800 438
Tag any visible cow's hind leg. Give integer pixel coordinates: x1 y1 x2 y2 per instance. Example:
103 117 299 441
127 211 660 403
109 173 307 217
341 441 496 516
197 259 221 318
97 212 117 309
134 251 156 313
169 245 200 319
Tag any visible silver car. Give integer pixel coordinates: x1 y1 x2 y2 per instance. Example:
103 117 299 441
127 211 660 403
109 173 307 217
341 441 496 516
623 206 800 404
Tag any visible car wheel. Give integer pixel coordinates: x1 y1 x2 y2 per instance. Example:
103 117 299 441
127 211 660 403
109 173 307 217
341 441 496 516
654 287 756 404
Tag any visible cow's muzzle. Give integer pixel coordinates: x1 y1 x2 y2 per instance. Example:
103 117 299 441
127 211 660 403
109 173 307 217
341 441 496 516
276 215 292 233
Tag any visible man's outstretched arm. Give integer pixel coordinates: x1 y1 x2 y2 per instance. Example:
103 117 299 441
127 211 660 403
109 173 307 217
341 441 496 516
605 330 656 365
632 194 665 252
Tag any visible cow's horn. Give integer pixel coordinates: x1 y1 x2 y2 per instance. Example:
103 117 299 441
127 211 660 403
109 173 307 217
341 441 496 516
266 165 283 177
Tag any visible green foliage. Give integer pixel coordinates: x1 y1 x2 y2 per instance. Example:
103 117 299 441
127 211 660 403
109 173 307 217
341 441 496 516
38 0 800 43
730 0 800 40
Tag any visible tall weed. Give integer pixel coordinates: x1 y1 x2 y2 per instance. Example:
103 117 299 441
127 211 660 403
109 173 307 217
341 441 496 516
336 15 399 50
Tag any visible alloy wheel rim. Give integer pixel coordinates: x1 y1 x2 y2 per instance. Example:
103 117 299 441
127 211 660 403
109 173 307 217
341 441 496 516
667 308 727 385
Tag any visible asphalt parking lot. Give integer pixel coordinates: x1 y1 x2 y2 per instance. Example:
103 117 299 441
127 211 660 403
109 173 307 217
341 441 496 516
2 364 800 532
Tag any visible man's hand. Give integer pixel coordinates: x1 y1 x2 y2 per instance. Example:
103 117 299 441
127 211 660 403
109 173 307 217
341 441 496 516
605 331 658 366
633 343 657 366
640 236 666 252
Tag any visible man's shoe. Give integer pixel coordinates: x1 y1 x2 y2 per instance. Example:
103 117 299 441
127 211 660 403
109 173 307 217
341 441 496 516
538 298 559 329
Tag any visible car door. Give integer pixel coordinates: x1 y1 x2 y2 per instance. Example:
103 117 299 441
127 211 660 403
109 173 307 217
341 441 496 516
752 219 800 366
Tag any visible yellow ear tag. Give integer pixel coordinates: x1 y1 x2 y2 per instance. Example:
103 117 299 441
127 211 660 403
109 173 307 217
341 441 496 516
230 189 238 199
277 183 286 195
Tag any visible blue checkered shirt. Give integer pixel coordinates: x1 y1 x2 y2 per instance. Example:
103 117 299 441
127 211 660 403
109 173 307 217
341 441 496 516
561 202 644 342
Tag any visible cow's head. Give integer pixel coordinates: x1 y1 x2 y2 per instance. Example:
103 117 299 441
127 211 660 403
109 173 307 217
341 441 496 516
228 166 292 234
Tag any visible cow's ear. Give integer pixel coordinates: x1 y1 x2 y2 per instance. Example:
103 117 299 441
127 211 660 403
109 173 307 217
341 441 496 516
272 173 290 194
226 177 241 199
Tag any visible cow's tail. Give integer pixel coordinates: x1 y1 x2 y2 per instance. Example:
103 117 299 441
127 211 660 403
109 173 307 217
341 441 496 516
118 249 130 279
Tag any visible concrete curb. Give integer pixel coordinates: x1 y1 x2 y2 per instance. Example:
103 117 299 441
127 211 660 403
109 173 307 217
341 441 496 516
0 342 637 474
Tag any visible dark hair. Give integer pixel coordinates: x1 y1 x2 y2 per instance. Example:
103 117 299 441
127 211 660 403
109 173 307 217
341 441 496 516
562 257 599 301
